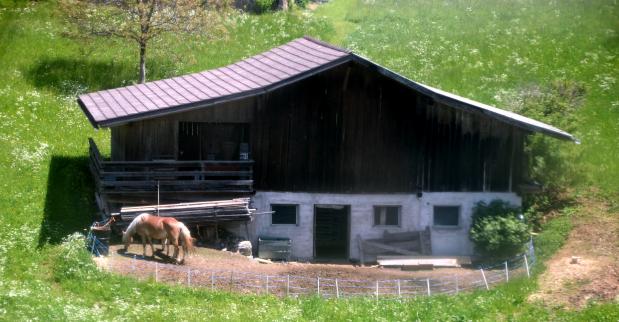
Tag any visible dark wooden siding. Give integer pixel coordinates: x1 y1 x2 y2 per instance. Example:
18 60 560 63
111 61 527 193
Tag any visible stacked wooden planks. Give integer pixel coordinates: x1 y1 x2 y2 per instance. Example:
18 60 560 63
377 255 472 269
116 198 254 226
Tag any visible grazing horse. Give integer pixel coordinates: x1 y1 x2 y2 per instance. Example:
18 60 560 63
122 213 194 263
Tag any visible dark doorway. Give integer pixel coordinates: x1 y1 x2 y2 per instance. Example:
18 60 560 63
178 122 249 160
314 205 350 260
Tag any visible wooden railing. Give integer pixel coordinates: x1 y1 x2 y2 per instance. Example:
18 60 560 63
89 138 254 194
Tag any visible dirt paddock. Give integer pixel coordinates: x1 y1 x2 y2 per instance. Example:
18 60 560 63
102 244 478 280
95 244 512 297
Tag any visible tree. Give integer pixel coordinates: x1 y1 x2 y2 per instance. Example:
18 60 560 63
60 0 231 84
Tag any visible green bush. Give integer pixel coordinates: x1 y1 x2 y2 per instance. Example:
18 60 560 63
501 79 585 230
295 0 309 8
469 200 529 260
53 233 99 281
254 0 277 12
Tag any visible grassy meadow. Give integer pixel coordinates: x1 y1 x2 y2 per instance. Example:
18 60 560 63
0 0 618 320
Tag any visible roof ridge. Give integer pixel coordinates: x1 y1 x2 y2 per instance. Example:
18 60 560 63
302 36 351 54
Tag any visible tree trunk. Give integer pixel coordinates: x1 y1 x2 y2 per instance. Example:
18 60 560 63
278 0 288 11
139 42 147 84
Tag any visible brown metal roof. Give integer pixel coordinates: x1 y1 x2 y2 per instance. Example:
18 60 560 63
78 37 351 128
78 37 576 141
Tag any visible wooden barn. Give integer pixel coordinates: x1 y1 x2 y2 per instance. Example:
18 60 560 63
78 37 575 260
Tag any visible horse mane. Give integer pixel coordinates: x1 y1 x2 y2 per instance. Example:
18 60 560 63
122 213 149 243
177 222 194 255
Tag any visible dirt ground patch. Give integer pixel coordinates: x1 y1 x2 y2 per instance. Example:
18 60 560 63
94 244 510 297
529 193 619 308
101 244 475 280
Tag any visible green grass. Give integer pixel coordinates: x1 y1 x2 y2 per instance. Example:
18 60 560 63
0 0 618 320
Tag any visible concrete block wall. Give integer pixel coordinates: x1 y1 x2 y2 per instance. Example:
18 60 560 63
250 191 521 260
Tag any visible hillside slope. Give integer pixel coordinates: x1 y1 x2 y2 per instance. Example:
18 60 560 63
0 0 618 320
530 193 619 308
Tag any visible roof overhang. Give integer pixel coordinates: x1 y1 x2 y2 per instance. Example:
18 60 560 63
77 37 577 142
349 54 577 142
79 55 352 128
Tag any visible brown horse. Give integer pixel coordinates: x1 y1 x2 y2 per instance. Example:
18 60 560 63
122 213 194 263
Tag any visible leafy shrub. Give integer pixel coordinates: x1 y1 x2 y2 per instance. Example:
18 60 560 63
295 0 309 8
469 200 529 259
254 0 277 12
500 79 585 229
53 233 99 281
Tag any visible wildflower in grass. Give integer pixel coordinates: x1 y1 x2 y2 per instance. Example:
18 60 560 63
594 74 616 92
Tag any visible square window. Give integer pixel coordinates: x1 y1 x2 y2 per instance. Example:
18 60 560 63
373 206 401 226
433 206 460 227
271 204 298 225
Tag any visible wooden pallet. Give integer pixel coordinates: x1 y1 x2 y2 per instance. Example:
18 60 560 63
357 227 432 265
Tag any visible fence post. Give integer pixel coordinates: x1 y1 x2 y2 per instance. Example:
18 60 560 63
375 281 379 300
155 262 158 282
426 278 431 296
317 277 320 296
286 275 290 297
397 280 401 297
187 268 191 287
480 268 489 290
455 275 459 294
504 261 509 282
265 275 269 294
229 271 234 291
132 255 136 274
335 278 340 298
523 254 530 278
211 271 215 291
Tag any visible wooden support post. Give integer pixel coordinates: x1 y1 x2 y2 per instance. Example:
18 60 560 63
397 280 401 297
480 269 489 290
156 180 160 216
375 281 379 300
286 275 290 297
335 279 340 298
505 261 509 282
426 278 431 296
524 255 530 278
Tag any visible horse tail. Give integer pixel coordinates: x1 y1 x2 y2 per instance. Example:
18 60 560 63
122 213 149 244
178 222 194 255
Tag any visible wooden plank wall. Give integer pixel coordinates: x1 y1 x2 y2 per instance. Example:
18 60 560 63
110 61 527 193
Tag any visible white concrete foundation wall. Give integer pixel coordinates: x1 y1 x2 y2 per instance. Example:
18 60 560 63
250 191 521 260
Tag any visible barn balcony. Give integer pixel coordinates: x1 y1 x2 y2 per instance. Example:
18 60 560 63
88 138 254 206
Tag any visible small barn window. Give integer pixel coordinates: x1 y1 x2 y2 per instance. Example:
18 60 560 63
271 204 298 225
373 206 401 226
433 206 460 227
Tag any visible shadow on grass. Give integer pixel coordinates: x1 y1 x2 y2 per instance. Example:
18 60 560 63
26 58 136 95
38 155 97 247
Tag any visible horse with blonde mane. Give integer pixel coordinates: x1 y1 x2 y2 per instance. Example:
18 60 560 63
122 213 193 264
